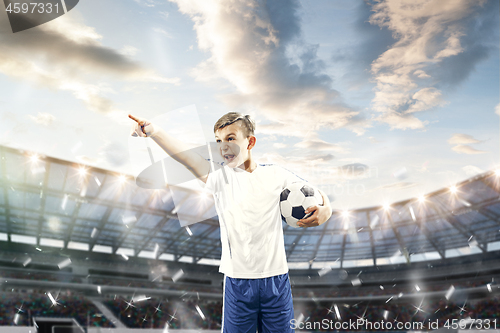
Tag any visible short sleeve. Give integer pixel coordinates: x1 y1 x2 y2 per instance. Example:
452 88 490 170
204 167 215 193
275 165 306 189
203 159 225 194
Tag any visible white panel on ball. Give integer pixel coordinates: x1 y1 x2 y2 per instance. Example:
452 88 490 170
302 197 318 211
280 200 293 218
287 190 305 207
286 216 300 228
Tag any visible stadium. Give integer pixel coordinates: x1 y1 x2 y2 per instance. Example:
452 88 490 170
0 144 499 333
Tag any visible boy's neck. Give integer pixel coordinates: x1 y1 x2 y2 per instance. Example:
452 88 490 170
239 155 257 173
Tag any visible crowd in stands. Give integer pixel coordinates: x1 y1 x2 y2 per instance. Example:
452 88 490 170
0 292 114 328
103 297 222 329
293 296 500 332
0 289 497 330
291 276 496 298
101 295 500 330
466 299 500 319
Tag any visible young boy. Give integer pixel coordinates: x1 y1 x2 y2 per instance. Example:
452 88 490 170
129 112 332 332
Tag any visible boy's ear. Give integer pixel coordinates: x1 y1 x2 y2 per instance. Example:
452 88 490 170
247 136 256 150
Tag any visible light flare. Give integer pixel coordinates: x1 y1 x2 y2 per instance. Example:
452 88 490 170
29 153 39 164
78 166 87 177
47 292 58 306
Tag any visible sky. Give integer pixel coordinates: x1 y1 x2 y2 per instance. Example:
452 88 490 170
0 0 498 210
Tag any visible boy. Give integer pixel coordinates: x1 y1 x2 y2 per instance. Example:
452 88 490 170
129 112 332 332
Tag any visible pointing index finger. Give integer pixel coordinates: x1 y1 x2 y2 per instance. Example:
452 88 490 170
128 114 142 123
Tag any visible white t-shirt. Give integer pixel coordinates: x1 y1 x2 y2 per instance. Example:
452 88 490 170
205 163 302 279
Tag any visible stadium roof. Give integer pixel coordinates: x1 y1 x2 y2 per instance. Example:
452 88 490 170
1 145 500 269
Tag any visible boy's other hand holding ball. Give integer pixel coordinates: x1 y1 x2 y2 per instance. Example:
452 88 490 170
297 204 331 228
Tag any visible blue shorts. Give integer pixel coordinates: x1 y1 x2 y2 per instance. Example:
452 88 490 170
222 273 294 333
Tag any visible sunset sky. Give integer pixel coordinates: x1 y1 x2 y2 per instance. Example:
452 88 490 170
0 0 498 210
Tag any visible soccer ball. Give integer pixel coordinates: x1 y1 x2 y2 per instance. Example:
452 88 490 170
280 182 323 228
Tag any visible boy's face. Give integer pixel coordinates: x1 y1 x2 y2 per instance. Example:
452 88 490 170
215 122 254 168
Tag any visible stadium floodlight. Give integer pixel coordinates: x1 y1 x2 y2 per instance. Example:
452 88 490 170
449 185 457 194
77 166 87 177
118 174 127 184
29 153 46 175
29 153 39 163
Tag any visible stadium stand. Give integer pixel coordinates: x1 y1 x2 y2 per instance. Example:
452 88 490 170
0 292 114 328
1 146 500 332
103 298 222 330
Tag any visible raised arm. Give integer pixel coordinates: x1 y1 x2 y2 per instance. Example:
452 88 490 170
129 114 210 183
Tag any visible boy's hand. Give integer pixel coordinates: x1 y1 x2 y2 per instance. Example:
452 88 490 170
129 114 155 137
297 205 330 228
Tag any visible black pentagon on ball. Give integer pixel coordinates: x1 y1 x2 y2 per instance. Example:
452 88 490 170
300 185 315 197
291 206 306 220
280 188 290 202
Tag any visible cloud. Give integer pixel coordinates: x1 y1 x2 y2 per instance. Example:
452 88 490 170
169 0 369 138
451 144 487 155
294 139 345 152
392 167 408 181
273 143 287 149
159 11 170 20
376 112 428 130
339 163 370 179
413 70 430 79
133 0 158 7
120 45 139 57
1 111 29 136
448 133 481 144
0 13 179 115
495 103 500 116
462 165 484 176
368 0 495 129
152 28 173 38
256 151 344 186
28 112 56 127
308 154 335 162
448 133 485 155
257 151 330 180
257 122 319 138
368 137 381 143
99 142 129 167
377 182 419 190
406 88 446 114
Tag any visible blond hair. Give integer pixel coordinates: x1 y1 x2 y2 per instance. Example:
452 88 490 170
213 112 255 137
